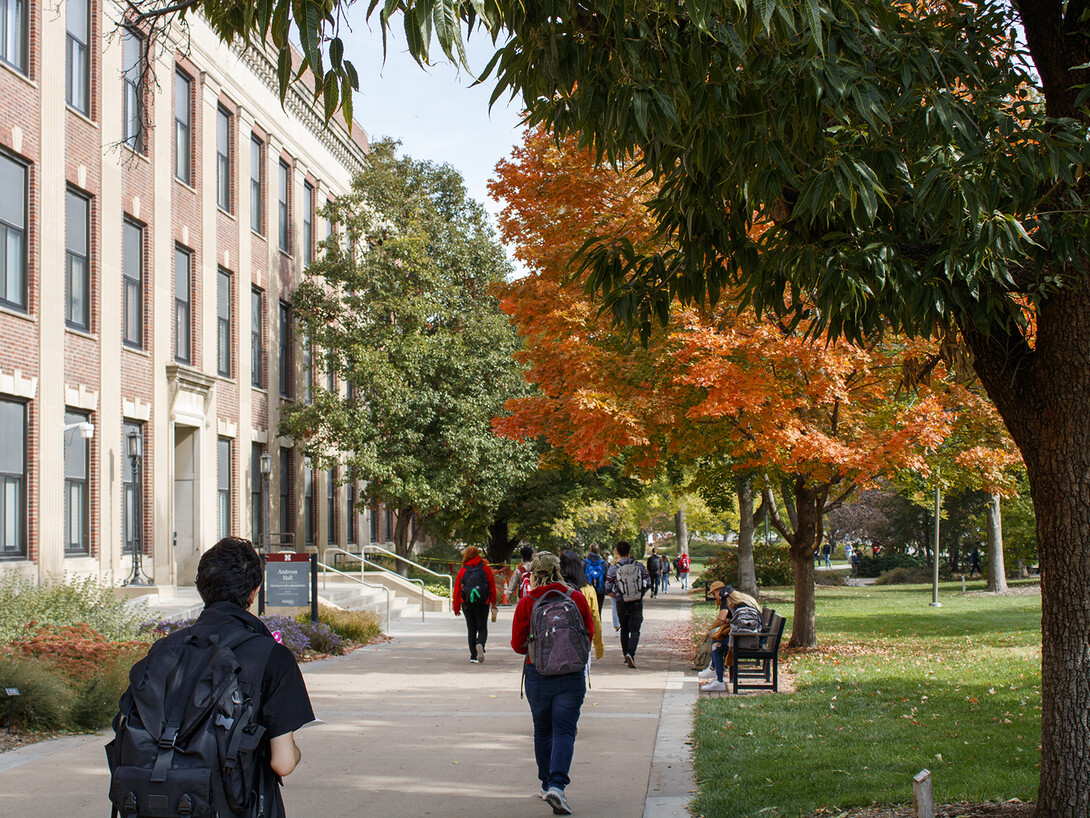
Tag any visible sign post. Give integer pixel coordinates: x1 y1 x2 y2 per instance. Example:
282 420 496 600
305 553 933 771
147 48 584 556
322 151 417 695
264 552 319 623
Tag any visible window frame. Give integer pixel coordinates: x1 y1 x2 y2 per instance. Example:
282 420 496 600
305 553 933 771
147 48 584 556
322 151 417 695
278 300 292 398
250 135 263 234
327 469 336 545
122 218 144 349
65 0 90 115
0 151 27 311
303 182 314 266
346 478 356 545
217 268 232 378
65 188 91 331
251 443 264 546
251 286 264 388
217 437 231 538
174 68 192 185
216 106 232 212
121 28 144 152
0 397 26 558
277 160 290 253
174 246 191 364
0 0 28 75
121 421 142 555
278 448 292 539
64 409 91 556
304 462 314 546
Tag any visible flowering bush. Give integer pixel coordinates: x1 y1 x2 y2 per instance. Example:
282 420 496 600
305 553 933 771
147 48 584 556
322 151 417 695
0 574 147 643
10 624 146 685
258 616 312 659
293 617 344 656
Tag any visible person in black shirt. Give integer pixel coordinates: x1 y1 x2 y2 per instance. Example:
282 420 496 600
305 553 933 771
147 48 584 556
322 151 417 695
194 538 315 816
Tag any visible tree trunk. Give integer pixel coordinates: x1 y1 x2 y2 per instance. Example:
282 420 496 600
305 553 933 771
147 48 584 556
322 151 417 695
674 508 688 556
392 509 414 577
789 549 817 647
486 517 519 565
735 475 758 598
985 493 1008 593
962 284 1090 815
764 476 826 649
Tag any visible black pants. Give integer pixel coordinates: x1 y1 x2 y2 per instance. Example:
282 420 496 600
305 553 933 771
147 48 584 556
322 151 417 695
648 574 659 597
616 598 644 657
464 602 490 658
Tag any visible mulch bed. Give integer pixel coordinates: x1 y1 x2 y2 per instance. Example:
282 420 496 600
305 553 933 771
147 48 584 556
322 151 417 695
815 799 1035 817
0 732 47 754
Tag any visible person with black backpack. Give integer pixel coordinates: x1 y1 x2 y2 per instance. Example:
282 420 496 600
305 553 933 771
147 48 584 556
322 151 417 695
453 546 498 663
107 537 314 818
605 541 651 669
511 552 594 816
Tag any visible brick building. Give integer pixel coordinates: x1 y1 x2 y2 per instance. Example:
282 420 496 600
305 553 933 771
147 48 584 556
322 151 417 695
0 1 398 588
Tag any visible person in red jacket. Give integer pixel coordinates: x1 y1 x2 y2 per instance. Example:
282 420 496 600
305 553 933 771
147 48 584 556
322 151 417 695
453 546 497 663
511 552 595 816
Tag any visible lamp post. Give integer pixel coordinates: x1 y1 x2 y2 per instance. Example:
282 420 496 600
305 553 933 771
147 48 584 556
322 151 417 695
259 452 272 554
125 430 152 586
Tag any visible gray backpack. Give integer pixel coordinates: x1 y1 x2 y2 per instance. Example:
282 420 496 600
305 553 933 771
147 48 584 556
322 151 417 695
528 589 591 676
616 561 646 602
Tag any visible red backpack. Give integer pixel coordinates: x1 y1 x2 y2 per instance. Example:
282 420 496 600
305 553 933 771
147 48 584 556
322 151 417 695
519 567 532 600
679 553 691 571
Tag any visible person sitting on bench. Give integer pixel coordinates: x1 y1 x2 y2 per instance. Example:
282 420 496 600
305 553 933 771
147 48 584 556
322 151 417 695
699 590 762 692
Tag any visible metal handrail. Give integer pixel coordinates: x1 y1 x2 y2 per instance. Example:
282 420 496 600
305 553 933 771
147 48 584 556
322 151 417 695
315 559 391 634
362 543 454 599
325 546 427 622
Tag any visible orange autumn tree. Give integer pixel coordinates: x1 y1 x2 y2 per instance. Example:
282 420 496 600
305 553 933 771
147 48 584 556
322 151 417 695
491 129 1006 647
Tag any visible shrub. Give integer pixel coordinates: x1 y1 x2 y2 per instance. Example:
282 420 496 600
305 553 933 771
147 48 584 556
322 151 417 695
0 574 147 644
10 624 146 685
874 563 954 585
315 606 382 643
700 544 794 588
815 571 847 586
855 553 925 578
0 655 76 732
294 617 344 655
423 581 451 599
72 657 134 730
259 615 312 659
138 618 194 638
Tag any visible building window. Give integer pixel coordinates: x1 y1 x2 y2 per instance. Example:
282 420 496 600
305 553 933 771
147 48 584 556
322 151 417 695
303 182 314 265
217 106 231 212
64 410 90 555
346 479 356 544
386 507 393 542
278 448 291 540
369 505 378 543
0 153 26 310
65 189 90 331
251 287 264 388
327 469 336 544
0 0 27 74
251 444 264 546
122 421 141 555
66 0 89 115
304 462 314 546
0 398 25 557
218 437 231 537
123 219 143 348
250 136 263 233
174 69 191 184
278 300 292 398
174 246 191 364
278 160 290 253
302 340 312 404
122 29 144 151
217 268 232 377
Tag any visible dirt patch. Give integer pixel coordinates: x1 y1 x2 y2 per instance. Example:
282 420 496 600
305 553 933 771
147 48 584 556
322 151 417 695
962 585 1040 597
0 732 47 755
816 800 1035 818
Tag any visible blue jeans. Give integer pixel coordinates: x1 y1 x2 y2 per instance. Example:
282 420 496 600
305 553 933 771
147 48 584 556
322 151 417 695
524 664 586 791
711 640 726 683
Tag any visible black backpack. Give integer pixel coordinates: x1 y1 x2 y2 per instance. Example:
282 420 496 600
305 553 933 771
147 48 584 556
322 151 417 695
461 563 489 605
106 624 276 817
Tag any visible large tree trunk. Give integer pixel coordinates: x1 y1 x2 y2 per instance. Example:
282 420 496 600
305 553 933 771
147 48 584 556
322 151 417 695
392 508 416 577
789 549 817 647
764 476 826 649
963 286 1090 816
985 493 1008 593
735 475 758 598
674 508 688 555
486 517 519 565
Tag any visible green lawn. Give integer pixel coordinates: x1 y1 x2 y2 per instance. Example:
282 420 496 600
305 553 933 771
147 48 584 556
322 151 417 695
692 581 1042 817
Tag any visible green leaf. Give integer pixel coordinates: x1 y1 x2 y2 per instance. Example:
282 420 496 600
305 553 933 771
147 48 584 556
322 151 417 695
323 70 339 123
277 47 292 105
806 0 824 57
756 0 775 32
330 37 344 70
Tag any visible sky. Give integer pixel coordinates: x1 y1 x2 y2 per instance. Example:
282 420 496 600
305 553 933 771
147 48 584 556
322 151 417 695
342 18 526 241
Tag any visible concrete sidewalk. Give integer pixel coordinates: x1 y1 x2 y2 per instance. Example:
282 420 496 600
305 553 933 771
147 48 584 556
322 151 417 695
0 593 695 817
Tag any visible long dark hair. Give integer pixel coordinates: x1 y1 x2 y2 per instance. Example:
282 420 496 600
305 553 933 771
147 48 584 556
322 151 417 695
560 549 588 589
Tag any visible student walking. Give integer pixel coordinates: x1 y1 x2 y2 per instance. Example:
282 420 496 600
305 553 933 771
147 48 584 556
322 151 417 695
562 550 605 665
582 544 608 613
507 544 535 602
453 546 498 663
606 541 651 668
646 549 661 599
678 552 691 589
511 552 595 815
968 547 983 578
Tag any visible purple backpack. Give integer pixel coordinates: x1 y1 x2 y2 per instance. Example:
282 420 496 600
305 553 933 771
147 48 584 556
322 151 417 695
528 589 591 675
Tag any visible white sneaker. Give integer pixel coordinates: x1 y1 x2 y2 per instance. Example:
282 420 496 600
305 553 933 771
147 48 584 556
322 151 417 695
545 787 572 815
476 644 485 663
701 680 727 692
697 667 717 681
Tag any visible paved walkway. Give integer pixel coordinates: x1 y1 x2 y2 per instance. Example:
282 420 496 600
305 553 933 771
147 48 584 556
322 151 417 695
0 593 696 817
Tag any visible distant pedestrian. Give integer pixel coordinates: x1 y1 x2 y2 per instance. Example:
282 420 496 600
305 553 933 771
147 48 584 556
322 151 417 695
822 542 832 568
678 552 691 589
511 552 595 815
582 544 608 613
844 543 853 565
561 550 605 666
660 560 670 594
969 547 982 578
851 550 860 575
606 541 651 668
453 546 498 663
507 544 535 602
646 549 661 599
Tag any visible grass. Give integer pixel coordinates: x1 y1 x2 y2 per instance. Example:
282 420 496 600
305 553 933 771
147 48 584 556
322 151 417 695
692 579 1042 817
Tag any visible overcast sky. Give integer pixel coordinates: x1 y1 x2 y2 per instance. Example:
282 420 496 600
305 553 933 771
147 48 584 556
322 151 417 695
342 18 525 240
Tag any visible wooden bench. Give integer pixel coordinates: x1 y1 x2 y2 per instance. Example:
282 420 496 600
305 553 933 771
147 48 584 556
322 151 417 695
729 612 786 694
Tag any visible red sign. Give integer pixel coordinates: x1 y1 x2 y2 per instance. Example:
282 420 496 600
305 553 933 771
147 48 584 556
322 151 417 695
266 552 310 563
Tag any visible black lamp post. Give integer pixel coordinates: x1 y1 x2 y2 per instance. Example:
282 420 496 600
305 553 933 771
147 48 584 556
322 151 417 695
125 430 152 586
259 452 272 554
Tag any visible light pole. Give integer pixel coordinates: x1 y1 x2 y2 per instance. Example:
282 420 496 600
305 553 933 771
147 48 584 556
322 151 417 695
259 452 272 554
125 430 152 586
